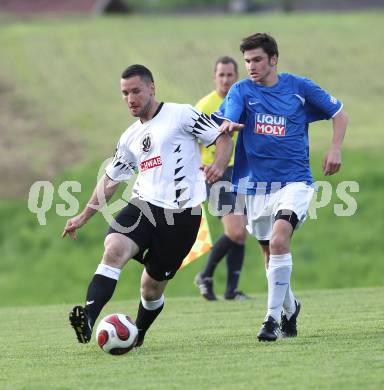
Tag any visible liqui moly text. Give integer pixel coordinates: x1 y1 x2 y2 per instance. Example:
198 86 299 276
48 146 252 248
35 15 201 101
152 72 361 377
255 113 286 136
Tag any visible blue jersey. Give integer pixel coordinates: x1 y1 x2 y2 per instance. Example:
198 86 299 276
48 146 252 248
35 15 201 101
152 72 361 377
216 73 343 194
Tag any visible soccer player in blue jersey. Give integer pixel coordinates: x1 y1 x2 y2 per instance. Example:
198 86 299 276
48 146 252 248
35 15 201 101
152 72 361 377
217 33 348 341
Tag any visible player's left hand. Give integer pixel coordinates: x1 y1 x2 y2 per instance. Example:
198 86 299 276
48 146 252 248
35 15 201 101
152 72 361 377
204 163 224 184
219 120 244 135
322 148 341 175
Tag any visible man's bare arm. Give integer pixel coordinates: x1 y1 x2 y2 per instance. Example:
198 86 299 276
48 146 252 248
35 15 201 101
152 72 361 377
204 133 233 184
323 109 348 176
62 174 120 240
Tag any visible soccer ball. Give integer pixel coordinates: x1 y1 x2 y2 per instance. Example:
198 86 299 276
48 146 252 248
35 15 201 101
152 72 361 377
96 314 138 355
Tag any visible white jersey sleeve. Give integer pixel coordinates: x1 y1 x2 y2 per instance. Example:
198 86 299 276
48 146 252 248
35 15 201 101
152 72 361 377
180 104 221 147
105 132 138 182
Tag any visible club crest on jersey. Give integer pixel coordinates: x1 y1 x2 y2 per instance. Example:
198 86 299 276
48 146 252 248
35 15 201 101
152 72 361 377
140 156 162 172
141 133 152 153
255 113 286 136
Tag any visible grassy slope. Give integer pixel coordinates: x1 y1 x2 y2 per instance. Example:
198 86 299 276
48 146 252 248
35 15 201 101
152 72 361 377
0 12 383 306
1 288 384 389
1 12 383 152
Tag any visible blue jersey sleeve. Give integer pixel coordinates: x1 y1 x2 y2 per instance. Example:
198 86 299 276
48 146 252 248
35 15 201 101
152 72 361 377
301 78 342 123
221 83 245 123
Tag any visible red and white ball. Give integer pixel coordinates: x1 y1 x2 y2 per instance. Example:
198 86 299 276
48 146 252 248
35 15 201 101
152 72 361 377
96 314 138 355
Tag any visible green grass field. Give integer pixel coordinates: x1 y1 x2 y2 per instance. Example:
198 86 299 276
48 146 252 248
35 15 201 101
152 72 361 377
0 12 383 306
1 287 383 389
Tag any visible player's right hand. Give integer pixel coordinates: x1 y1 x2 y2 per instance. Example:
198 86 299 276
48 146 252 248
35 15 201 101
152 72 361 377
203 163 224 184
219 120 244 134
62 214 87 240
322 147 342 176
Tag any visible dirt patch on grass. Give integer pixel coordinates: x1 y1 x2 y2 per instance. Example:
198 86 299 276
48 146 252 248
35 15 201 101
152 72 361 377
0 80 83 199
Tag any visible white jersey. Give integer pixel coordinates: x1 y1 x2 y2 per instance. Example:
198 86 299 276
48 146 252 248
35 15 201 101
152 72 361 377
105 102 221 209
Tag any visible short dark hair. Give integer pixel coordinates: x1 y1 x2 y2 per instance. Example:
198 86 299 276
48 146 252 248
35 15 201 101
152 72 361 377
214 56 238 74
240 33 279 58
121 64 154 83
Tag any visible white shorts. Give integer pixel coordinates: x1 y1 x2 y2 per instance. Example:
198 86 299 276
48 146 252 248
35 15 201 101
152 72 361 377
245 182 315 241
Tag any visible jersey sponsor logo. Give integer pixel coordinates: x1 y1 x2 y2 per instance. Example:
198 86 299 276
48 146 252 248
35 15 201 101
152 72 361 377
141 133 152 153
255 113 286 136
330 96 337 104
140 156 162 171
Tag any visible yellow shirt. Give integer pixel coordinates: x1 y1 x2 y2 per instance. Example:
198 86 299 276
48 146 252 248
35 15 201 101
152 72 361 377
196 91 237 166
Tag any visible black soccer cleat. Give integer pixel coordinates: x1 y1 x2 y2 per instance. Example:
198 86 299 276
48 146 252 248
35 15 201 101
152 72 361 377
257 316 280 342
194 273 217 301
281 300 301 338
69 305 92 344
224 290 251 301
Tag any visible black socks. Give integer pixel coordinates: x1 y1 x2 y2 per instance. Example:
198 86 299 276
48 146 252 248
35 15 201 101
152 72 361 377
225 241 245 297
84 274 117 328
135 301 164 344
201 235 234 277
201 234 245 295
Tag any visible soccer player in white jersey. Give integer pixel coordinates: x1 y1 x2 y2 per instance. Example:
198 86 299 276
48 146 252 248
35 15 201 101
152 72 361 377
218 33 348 341
62 64 233 347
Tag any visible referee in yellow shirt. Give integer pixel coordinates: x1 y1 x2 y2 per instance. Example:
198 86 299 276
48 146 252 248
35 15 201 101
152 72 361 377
194 56 249 301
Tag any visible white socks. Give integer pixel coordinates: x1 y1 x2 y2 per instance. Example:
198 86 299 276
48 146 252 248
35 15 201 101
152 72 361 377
266 253 293 321
95 263 121 281
141 294 165 310
283 285 296 320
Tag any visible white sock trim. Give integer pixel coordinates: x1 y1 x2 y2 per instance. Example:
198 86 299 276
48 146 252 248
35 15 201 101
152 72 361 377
269 253 292 267
141 294 164 310
95 263 121 281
